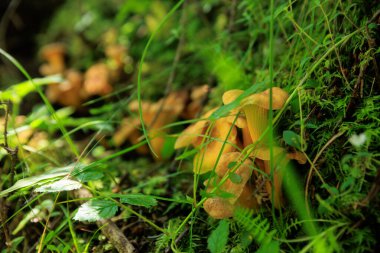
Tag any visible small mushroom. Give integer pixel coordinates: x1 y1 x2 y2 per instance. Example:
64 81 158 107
223 87 288 144
181 85 210 119
202 152 258 219
175 108 239 174
84 63 113 96
46 70 85 107
39 43 66 76
105 44 126 70
249 146 306 208
126 90 188 160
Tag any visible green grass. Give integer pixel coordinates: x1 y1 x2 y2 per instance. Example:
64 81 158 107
1 0 379 252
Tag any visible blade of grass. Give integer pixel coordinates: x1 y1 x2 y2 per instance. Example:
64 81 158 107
136 0 184 158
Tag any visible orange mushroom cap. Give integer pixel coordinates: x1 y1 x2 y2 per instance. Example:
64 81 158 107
84 63 113 96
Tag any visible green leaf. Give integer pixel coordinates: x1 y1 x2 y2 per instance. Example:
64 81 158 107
75 171 104 182
283 130 302 150
229 173 242 184
34 179 82 193
227 161 237 169
256 241 280 253
208 219 229 253
0 75 62 103
0 165 74 197
119 194 158 207
175 147 198 160
73 199 118 222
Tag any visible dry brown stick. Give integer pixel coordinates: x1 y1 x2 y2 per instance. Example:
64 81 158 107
0 101 16 250
97 219 136 253
75 189 136 253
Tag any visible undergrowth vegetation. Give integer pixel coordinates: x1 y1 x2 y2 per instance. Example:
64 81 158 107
0 0 379 252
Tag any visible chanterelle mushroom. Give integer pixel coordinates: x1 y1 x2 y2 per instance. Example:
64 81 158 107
203 152 258 219
175 108 238 174
39 43 66 76
46 70 85 108
223 87 288 144
124 90 188 160
84 63 113 96
222 87 293 208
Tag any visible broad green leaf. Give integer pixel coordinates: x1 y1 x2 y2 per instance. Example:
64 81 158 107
227 161 237 169
75 171 104 182
120 194 157 207
73 199 118 222
0 165 75 197
208 219 229 253
229 173 242 184
34 179 82 193
283 130 302 150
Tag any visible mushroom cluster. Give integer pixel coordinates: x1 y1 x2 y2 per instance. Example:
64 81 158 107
113 90 188 160
39 40 128 108
175 87 306 218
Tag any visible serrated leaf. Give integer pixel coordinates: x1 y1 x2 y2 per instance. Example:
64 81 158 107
208 219 229 253
73 199 118 222
120 194 157 207
283 130 302 150
35 179 82 193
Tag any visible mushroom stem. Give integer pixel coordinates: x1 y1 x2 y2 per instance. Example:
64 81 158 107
243 104 268 144
263 160 283 209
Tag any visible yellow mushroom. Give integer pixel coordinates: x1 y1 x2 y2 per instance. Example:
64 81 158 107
46 70 85 108
202 152 259 219
223 87 288 144
39 43 66 76
250 146 306 208
84 63 113 96
127 90 188 160
175 108 239 174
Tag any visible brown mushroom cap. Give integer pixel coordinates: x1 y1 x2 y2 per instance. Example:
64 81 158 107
223 87 289 110
215 152 253 204
40 43 66 59
223 87 289 145
46 70 84 107
174 108 217 149
127 91 188 160
113 117 141 147
39 43 66 76
84 63 113 96
203 197 234 219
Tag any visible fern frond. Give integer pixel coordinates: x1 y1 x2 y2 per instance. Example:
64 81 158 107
233 207 277 247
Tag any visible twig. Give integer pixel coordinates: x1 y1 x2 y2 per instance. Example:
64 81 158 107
0 101 18 250
97 219 136 253
75 189 136 253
